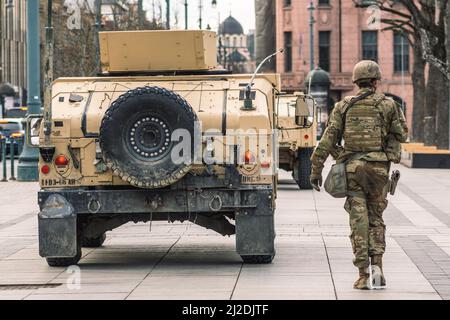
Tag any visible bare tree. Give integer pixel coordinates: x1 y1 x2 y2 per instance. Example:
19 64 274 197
44 0 165 83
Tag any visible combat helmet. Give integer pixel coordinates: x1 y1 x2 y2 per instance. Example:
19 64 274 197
352 60 382 83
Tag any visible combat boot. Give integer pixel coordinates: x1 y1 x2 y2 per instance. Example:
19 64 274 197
353 267 370 290
371 255 386 287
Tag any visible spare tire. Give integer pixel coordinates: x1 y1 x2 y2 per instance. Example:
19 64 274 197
99 86 198 188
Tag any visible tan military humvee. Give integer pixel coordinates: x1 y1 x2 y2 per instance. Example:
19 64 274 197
29 30 313 266
276 93 317 189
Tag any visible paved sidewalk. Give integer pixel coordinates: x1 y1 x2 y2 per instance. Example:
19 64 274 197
0 160 449 300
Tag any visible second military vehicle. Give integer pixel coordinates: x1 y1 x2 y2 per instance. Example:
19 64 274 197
28 30 314 266
276 94 317 189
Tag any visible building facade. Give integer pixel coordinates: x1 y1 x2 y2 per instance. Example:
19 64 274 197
275 0 413 128
0 0 27 107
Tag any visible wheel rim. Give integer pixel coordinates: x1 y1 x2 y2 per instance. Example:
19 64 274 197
125 114 172 161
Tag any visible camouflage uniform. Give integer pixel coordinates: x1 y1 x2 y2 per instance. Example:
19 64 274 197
310 88 408 270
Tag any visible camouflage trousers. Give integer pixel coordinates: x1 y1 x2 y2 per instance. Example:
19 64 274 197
344 160 390 268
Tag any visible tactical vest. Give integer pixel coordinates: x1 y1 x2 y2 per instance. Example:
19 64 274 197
342 96 385 152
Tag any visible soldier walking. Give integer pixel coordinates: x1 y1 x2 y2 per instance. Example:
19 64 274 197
309 60 408 289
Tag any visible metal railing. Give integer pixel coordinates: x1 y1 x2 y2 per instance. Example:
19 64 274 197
1 136 20 182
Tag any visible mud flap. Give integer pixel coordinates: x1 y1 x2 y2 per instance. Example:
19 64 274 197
38 194 78 258
235 190 275 256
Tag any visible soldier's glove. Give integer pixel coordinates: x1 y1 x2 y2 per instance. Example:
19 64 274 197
310 173 323 192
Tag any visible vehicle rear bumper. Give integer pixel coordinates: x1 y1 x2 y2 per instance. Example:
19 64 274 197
38 186 274 215
38 186 275 258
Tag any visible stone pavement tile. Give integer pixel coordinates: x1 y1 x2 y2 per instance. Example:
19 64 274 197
4 247 41 260
316 215 348 226
0 259 62 273
279 216 318 225
387 227 438 236
0 289 35 300
337 291 440 300
231 290 336 300
127 276 236 300
303 226 350 235
127 290 232 300
137 275 237 288
152 264 241 276
50 269 150 283
29 281 140 295
0 295 31 300
393 190 446 228
240 264 329 275
0 273 62 285
25 292 129 300
397 183 450 227
232 275 335 300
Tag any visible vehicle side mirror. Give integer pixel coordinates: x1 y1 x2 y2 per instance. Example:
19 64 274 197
25 115 42 148
295 96 314 128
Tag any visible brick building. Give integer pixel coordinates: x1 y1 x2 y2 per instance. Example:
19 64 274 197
275 0 413 128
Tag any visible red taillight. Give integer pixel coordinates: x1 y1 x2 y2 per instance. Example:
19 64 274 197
261 162 270 169
304 134 309 140
55 155 69 166
244 150 255 164
41 165 50 175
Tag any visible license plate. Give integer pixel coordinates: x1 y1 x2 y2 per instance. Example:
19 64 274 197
41 178 77 187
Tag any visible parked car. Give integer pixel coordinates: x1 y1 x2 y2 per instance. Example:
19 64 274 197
0 118 24 158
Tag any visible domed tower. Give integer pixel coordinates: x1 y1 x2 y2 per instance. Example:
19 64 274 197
218 15 254 73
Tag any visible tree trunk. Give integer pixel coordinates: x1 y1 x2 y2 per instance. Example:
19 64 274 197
255 0 276 72
445 1 450 150
424 64 440 146
436 78 449 149
411 42 426 142
434 25 449 149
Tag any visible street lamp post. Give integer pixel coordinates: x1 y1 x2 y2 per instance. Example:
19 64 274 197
138 0 144 29
184 0 188 30
18 0 41 181
305 67 331 140
166 0 170 30
199 0 203 30
446 3 450 149
308 1 316 71
94 0 102 73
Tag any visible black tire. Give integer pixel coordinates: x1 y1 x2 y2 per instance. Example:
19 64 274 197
99 86 198 188
241 255 274 264
82 233 106 248
293 148 314 190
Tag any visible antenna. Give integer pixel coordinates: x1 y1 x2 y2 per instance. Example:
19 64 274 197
243 48 284 109
246 49 284 95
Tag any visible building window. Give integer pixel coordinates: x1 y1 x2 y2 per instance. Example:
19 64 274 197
394 32 409 73
284 0 292 7
318 0 330 6
284 32 293 72
362 31 378 62
319 31 331 72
